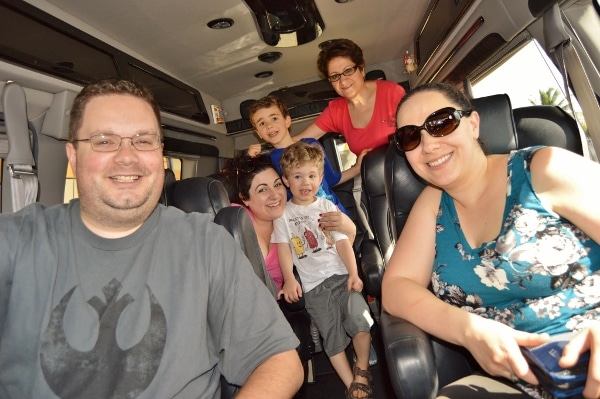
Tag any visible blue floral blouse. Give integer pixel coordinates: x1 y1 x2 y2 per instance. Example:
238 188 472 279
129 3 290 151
433 146 600 336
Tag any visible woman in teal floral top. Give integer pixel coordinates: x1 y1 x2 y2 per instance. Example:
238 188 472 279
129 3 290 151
382 82 600 398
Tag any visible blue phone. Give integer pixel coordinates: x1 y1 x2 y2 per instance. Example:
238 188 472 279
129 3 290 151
521 338 589 398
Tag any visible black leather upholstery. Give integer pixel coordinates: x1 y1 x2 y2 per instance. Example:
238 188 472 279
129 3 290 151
171 176 230 218
214 206 279 298
365 69 386 80
473 94 518 153
379 95 585 398
159 168 177 206
360 144 395 299
514 105 584 155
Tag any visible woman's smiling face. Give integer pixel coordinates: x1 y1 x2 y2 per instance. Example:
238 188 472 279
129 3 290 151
244 168 287 222
397 90 480 188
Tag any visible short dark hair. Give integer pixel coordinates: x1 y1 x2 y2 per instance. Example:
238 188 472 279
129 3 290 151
69 78 161 143
248 95 289 128
317 38 365 78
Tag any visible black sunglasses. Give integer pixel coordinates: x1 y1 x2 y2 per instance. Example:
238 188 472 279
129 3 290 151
394 107 473 152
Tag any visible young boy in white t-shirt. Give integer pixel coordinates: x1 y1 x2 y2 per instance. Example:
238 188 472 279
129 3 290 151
272 141 374 399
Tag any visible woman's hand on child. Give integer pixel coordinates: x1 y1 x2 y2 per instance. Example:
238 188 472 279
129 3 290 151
278 279 303 303
319 211 355 235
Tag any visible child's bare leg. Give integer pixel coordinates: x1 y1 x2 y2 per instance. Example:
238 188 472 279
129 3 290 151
352 331 371 370
349 331 372 398
329 351 353 388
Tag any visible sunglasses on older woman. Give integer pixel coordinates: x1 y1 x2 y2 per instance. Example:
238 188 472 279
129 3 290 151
394 107 473 152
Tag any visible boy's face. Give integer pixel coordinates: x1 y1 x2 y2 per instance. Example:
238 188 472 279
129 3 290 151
251 105 292 147
283 163 323 206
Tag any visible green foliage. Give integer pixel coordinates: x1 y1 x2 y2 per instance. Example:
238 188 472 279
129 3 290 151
529 87 569 111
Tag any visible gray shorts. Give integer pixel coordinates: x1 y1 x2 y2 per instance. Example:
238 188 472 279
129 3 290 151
304 274 374 357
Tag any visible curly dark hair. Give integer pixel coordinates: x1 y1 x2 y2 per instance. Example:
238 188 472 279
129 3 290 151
220 154 277 204
317 38 365 78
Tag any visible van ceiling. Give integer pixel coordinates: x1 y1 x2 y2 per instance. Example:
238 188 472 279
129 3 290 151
35 0 427 101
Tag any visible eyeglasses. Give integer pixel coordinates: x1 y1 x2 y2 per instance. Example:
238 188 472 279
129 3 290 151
73 133 162 152
328 65 359 82
394 107 473 152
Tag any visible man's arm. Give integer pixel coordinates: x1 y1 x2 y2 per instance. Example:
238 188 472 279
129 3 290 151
236 349 303 398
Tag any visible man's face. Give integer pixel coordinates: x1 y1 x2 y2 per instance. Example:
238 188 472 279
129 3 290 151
65 94 164 235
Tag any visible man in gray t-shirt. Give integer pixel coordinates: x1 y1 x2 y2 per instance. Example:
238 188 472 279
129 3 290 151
0 79 302 398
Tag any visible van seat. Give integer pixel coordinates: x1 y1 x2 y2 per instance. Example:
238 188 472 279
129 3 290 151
514 105 584 155
171 176 230 218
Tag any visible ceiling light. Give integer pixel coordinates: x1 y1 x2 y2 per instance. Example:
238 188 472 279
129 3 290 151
258 52 282 63
243 0 325 47
335 0 352 3
255 71 273 78
207 18 234 29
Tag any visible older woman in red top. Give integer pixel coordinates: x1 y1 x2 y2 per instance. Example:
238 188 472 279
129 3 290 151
294 38 406 155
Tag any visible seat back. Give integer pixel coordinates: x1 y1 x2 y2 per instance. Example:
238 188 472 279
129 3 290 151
159 168 177 206
214 206 279 298
514 105 584 155
171 176 230 218
359 144 395 299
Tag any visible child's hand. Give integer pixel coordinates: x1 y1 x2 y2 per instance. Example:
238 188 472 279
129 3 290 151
247 144 262 157
347 274 363 292
278 279 303 303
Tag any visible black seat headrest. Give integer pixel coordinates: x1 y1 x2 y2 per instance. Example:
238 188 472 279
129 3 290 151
240 99 255 121
365 69 386 80
159 168 177 206
471 94 518 153
514 105 583 155
172 176 230 217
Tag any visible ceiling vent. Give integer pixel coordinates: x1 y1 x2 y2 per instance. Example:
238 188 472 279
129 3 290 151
243 0 325 47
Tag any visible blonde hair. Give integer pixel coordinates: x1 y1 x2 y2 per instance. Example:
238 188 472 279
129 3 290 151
279 141 325 178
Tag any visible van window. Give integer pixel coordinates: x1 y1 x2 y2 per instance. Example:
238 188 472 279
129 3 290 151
63 156 182 203
472 40 596 159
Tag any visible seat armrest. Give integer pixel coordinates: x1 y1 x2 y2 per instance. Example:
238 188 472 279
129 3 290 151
360 239 384 298
381 311 475 398
380 311 438 399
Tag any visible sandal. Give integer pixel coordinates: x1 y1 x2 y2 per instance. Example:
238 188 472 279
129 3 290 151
346 365 373 399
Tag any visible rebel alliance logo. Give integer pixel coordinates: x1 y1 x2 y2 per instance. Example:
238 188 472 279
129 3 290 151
40 279 167 398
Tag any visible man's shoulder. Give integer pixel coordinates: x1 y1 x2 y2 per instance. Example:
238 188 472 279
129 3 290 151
0 202 66 224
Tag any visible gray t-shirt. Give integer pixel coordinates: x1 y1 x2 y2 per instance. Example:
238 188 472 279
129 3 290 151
0 201 298 398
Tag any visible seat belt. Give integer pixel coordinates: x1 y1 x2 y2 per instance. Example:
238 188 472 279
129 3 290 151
352 175 374 241
1 82 38 213
543 4 600 158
